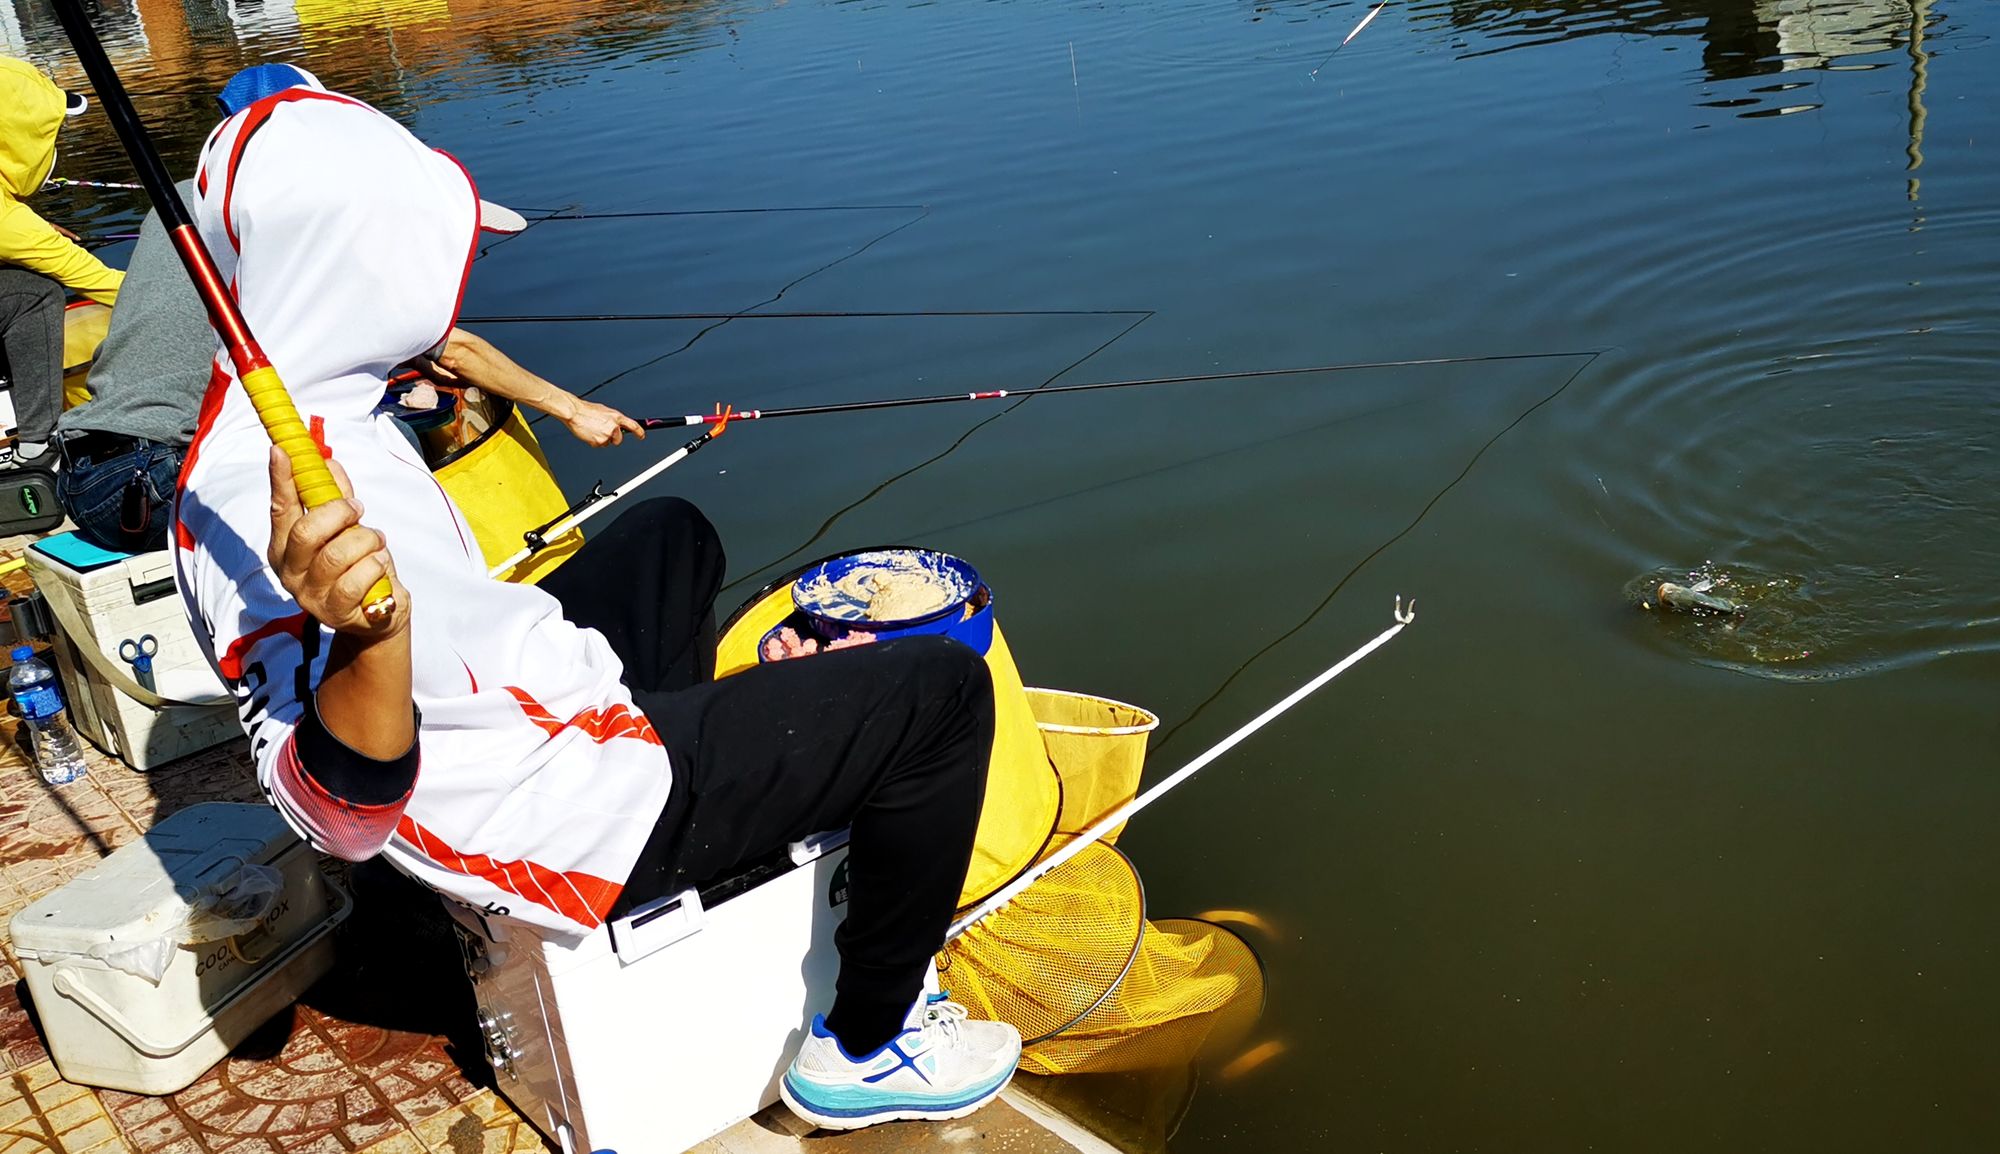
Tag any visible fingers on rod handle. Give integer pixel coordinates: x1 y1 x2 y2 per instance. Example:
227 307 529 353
241 365 398 618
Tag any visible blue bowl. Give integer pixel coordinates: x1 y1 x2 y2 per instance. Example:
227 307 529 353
793 549 981 633
759 585 995 664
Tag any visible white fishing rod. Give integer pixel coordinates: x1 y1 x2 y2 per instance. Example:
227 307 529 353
486 407 733 578
948 595 1417 938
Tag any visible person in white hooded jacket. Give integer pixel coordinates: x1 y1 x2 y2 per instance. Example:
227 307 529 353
175 85 1021 1131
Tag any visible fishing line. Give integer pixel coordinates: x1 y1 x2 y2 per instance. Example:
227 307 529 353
1148 348 1606 757
474 202 578 259
477 204 927 259
878 392 1440 547
735 309 1158 583
1310 0 1389 78
951 596 1416 936
728 347 1600 595
526 206 935 417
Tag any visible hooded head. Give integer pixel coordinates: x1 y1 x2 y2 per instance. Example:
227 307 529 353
0 58 88 199
193 89 479 426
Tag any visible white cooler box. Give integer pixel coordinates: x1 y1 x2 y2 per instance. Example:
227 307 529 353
24 533 240 770
10 802 350 1094
446 831 851 1154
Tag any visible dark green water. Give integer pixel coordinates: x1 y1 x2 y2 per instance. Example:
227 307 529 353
15 0 1999 1147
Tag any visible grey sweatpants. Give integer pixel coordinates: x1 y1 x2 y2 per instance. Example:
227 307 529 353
0 267 65 443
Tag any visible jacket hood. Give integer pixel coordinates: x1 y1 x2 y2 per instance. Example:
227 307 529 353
0 58 70 198
193 89 478 429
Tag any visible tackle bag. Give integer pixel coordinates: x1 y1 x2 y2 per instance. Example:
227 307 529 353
0 465 65 537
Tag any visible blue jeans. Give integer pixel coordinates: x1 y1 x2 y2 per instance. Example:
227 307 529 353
54 435 185 554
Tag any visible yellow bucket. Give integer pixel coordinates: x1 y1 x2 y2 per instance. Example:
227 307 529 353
716 560 1061 911
60 301 112 410
429 393 581 584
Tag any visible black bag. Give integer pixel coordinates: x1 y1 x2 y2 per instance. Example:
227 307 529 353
0 465 64 537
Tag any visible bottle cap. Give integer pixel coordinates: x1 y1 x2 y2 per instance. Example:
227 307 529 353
10 645 32 663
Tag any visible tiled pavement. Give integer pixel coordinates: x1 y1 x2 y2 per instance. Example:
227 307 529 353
0 537 1101 1154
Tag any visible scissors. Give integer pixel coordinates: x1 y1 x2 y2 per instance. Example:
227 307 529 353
119 634 158 693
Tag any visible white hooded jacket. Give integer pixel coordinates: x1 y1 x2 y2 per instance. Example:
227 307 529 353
174 89 670 937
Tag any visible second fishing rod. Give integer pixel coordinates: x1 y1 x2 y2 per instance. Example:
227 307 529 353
636 349 1603 430
495 347 1602 574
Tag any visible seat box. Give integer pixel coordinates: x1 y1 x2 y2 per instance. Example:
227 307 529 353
10 803 350 1094
445 833 850 1154
25 533 240 770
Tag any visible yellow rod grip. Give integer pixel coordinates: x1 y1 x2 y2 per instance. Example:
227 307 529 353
241 365 397 621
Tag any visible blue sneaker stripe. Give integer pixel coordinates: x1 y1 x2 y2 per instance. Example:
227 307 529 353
859 1039 931 1085
782 1067 1010 1120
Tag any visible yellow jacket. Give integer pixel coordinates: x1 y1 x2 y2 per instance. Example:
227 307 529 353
0 58 122 304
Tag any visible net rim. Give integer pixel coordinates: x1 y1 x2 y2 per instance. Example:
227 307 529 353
1150 915 1271 1023
1022 843 1149 1047
1024 686 1161 735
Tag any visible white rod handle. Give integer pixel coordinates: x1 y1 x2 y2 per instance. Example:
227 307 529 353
487 442 700 578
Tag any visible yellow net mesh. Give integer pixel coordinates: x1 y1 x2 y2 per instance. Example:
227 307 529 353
1012 916 1265 1075
1029 687 1154 844
948 689 1265 1076
940 841 1146 1056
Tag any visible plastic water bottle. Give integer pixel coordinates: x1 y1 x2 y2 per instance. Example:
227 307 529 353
9 645 87 785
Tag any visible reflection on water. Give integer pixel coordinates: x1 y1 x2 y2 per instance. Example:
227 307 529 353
3 0 747 189
1412 0 1942 119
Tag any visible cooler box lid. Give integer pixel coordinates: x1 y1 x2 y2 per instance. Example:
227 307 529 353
11 803 296 956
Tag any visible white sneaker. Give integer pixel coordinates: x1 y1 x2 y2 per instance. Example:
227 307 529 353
779 994 1022 1131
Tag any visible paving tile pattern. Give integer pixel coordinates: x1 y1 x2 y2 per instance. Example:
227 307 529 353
0 535 552 1154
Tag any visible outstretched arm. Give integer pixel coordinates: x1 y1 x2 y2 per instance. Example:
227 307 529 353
0 202 124 304
430 327 646 446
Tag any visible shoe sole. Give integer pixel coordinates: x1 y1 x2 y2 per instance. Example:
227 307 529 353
779 1070 1015 1132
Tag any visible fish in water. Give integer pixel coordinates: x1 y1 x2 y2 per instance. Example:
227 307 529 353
1646 581 1744 617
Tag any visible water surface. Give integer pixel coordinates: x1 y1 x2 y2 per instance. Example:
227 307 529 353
12 0 1999 1147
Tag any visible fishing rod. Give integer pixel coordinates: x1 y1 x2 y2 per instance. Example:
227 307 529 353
949 595 1416 937
50 0 398 622
486 348 1595 574
515 204 926 220
638 349 1605 429
1310 0 1389 78
41 176 147 191
487 408 734 578
460 309 1154 324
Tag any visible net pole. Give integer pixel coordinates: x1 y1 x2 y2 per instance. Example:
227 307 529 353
948 597 1416 939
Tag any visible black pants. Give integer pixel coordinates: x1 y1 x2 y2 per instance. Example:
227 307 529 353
540 498 995 1054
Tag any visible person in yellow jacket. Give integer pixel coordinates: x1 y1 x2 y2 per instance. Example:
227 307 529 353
1 57 124 468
